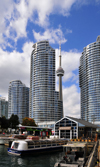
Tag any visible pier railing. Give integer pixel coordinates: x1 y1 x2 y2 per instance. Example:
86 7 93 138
84 140 98 167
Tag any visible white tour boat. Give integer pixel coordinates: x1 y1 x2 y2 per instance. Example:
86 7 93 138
8 138 68 156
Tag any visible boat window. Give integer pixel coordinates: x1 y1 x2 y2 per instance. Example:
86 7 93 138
26 141 34 145
46 140 51 145
34 141 40 145
40 140 46 147
40 140 46 144
13 142 19 149
46 140 51 146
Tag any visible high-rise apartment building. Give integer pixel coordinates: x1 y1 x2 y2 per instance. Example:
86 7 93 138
8 80 29 123
29 40 63 123
0 97 8 118
79 36 100 125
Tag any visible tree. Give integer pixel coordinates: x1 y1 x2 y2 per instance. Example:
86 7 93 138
22 117 37 126
9 114 19 129
0 116 9 129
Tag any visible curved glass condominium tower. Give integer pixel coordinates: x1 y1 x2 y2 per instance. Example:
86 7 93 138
29 40 63 123
0 97 8 118
8 80 29 123
79 36 100 124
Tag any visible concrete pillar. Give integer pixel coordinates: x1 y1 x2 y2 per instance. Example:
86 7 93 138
59 76 62 101
59 130 60 138
70 130 72 140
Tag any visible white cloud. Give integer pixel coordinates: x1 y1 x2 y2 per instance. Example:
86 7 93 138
33 28 67 44
0 42 33 99
66 29 72 34
63 85 80 118
0 0 14 44
0 0 85 47
26 0 76 26
0 0 99 47
95 0 100 4
4 0 28 42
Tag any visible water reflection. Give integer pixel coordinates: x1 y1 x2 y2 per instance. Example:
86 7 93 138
17 158 24 165
0 145 64 167
0 145 4 153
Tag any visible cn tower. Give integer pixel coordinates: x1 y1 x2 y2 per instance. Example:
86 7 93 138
56 43 64 104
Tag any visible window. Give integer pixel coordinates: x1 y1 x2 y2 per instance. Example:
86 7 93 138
12 142 19 149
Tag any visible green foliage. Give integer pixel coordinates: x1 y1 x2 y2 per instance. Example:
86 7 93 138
0 114 19 130
22 117 37 126
9 114 19 129
0 116 9 129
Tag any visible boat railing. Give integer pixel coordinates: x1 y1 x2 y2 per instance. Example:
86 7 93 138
26 140 35 148
26 139 67 149
34 141 41 148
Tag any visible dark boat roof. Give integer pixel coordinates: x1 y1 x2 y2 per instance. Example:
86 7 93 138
67 116 98 128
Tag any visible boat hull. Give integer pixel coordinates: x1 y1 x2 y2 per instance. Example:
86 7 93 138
8 145 63 156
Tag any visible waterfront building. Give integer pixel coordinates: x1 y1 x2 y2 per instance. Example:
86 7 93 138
0 97 8 118
55 116 97 139
8 80 29 123
29 40 63 124
37 121 56 135
18 125 52 137
79 36 100 125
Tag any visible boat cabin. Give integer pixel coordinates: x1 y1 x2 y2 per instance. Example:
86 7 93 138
8 138 68 156
63 142 86 162
54 142 87 167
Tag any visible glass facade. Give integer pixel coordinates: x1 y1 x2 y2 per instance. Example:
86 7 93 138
8 80 29 123
55 117 78 139
0 97 8 118
29 40 63 123
79 36 100 124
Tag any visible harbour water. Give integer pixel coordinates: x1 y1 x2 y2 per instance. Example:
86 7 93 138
0 145 64 167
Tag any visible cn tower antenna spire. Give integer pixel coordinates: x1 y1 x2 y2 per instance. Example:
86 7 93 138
56 40 64 118
59 39 61 55
59 39 61 67
57 40 64 102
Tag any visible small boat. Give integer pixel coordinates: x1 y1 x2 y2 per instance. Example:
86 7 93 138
54 142 88 167
8 138 67 156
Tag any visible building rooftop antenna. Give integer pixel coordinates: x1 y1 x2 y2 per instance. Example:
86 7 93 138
59 39 61 55
59 39 62 67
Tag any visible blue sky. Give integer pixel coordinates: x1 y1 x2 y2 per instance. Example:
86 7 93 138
0 0 100 118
